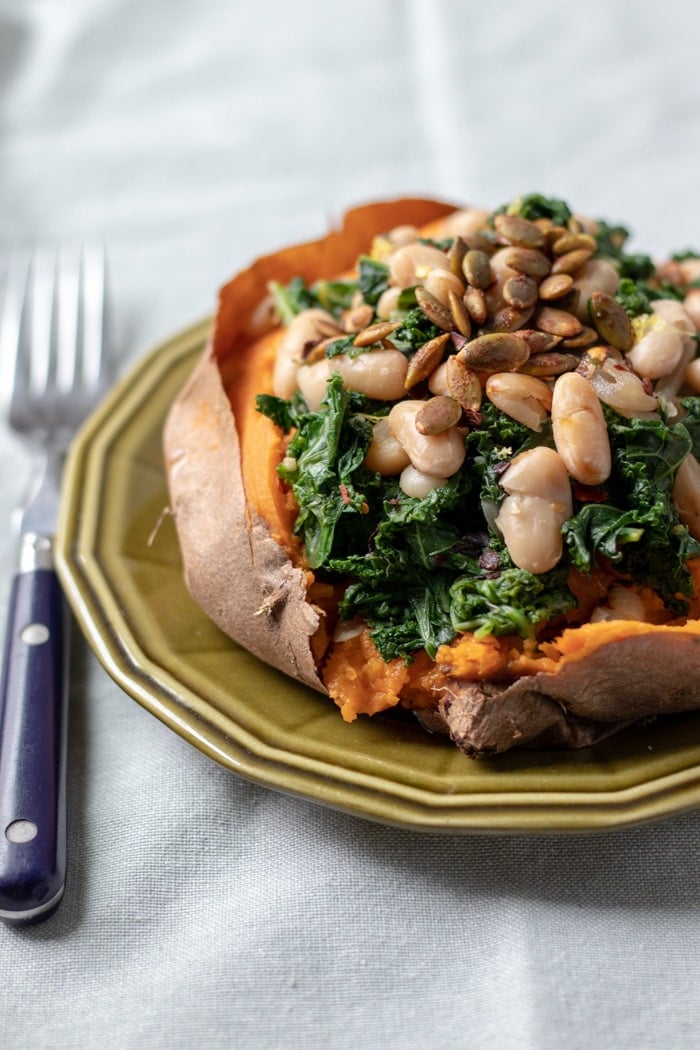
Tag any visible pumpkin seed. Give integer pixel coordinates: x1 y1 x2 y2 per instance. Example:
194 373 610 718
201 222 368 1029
502 246 551 278
489 304 535 332
538 273 574 301
551 248 593 275
415 395 463 435
561 326 599 350
587 291 633 351
462 249 493 289
404 332 451 388
458 332 530 373
518 329 563 354
503 273 538 309
521 351 580 377
494 213 546 249
415 286 454 331
534 305 583 338
448 236 468 279
353 320 401 348
446 355 483 411
448 290 472 338
551 232 597 255
464 286 488 325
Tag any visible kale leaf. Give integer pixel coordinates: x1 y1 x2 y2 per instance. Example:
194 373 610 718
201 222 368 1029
505 194 572 226
278 374 375 569
563 412 699 607
357 257 390 306
450 566 576 639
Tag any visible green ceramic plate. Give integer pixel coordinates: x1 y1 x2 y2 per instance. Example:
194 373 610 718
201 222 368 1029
55 319 700 833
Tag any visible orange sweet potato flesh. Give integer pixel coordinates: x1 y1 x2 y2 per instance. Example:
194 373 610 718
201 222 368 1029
164 198 700 758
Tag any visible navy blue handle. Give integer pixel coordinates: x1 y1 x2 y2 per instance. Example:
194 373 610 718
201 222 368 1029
0 569 67 924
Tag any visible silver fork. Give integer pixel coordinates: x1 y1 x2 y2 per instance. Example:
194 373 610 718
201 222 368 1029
0 247 110 924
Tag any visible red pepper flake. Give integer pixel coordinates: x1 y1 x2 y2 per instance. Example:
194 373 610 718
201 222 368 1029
573 482 609 503
339 483 352 505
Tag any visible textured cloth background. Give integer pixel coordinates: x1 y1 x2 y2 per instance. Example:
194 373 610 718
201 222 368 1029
1 2 700 1048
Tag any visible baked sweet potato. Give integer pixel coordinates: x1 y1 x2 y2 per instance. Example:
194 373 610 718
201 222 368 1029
164 195 700 757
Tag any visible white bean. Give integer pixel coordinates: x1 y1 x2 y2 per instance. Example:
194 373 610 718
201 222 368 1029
376 286 402 320
590 586 646 623
427 361 450 396
422 268 465 308
272 308 339 398
387 224 420 248
571 258 619 321
485 373 553 432
684 357 700 393
389 243 451 289
499 446 573 517
432 208 491 239
673 453 700 541
363 417 411 476
679 258 700 285
683 289 700 331
651 298 695 334
495 494 567 574
551 372 611 486
626 325 685 379
336 348 408 401
494 447 573 575
296 358 332 411
399 465 448 498
585 351 658 417
388 401 466 478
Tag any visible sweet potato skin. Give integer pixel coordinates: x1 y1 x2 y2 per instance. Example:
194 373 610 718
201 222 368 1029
164 198 700 758
164 344 325 691
436 628 700 755
164 199 456 695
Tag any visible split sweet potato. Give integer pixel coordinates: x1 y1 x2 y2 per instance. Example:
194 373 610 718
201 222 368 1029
164 197 700 757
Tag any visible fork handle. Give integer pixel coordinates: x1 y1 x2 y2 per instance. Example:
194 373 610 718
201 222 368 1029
0 548 67 925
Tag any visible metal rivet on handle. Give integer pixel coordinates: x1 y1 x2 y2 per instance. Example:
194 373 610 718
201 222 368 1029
20 623 50 646
5 820 38 843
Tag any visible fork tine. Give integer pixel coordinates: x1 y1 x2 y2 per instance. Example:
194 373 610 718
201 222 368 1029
80 244 106 391
56 247 81 395
27 248 57 400
0 253 31 406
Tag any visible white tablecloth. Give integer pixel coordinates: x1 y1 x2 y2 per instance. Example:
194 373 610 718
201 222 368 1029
1 2 700 1047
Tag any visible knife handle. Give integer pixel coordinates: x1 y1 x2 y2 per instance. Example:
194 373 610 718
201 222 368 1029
0 561 68 925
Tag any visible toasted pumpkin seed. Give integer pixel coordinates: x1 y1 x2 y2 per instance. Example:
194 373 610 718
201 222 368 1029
561 326 599 350
518 329 563 354
494 213 546 249
404 332 451 389
353 320 401 348
588 291 633 351
448 236 468 280
502 246 551 278
464 286 488 325
551 232 597 255
448 290 472 338
489 304 535 332
538 273 574 301
521 351 580 377
416 286 454 331
458 332 530 373
415 395 463 435
534 305 583 338
446 355 483 411
503 273 538 309
551 248 594 275
462 249 493 289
